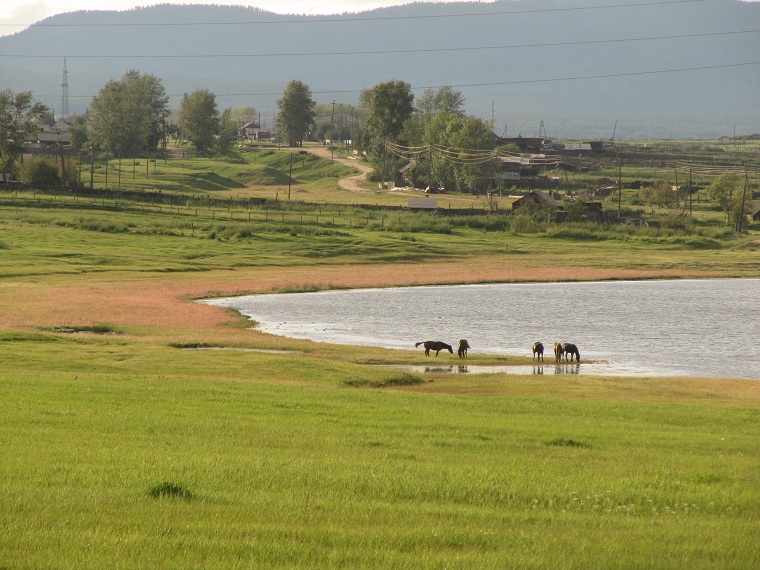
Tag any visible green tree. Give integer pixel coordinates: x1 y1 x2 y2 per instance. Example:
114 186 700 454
66 115 90 150
88 70 168 154
708 171 749 230
423 112 495 193
416 86 465 123
0 90 49 183
216 109 236 155
179 89 219 154
361 80 414 146
277 80 316 147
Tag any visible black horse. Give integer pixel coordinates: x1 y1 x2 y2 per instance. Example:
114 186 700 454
457 339 470 359
533 341 544 362
415 341 454 357
563 343 580 363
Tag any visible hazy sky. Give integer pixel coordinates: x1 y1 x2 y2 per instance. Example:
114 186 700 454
1 0 482 37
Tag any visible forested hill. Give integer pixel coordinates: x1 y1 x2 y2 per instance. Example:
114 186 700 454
2 0 759 139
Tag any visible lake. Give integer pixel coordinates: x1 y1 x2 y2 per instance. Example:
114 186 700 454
202 279 760 380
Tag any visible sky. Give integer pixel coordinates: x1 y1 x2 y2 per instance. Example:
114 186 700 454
1 0 480 37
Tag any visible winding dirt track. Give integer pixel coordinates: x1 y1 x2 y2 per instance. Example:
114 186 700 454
307 146 374 193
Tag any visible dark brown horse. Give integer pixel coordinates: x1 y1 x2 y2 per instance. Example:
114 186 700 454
563 343 580 362
457 339 470 359
553 342 564 361
533 341 544 362
415 341 453 357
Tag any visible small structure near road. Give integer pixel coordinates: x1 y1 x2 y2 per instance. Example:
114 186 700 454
408 197 438 210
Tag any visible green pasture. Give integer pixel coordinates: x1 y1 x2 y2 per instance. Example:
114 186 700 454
1 144 760 567
1 202 759 281
1 333 759 568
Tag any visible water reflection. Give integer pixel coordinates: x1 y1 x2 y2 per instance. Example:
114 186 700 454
203 279 760 379
389 363 602 376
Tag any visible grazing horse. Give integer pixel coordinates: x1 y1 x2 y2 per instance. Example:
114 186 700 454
415 341 453 357
532 341 544 362
457 339 470 359
553 342 564 361
563 343 580 363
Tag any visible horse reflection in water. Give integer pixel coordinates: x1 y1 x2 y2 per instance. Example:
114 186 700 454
554 363 580 375
415 341 454 357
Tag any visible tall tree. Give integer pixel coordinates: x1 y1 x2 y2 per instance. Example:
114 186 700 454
416 86 465 122
88 70 168 154
0 90 49 183
361 80 414 145
216 109 236 155
179 89 219 154
424 112 495 193
708 171 750 230
277 80 316 147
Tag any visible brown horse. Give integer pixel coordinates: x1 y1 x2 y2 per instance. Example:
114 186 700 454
563 343 580 362
533 341 544 362
415 341 454 357
553 342 564 361
457 339 470 359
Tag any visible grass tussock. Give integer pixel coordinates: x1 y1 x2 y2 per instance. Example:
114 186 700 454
148 482 194 501
40 323 122 335
545 438 591 448
344 372 425 388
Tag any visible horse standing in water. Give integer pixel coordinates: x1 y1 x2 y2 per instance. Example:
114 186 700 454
457 339 470 359
553 342 565 362
563 343 580 363
415 341 454 357
532 342 544 362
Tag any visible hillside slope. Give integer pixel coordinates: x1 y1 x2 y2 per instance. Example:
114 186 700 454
2 0 758 138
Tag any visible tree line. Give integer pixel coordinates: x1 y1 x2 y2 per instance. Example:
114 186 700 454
2 71 753 230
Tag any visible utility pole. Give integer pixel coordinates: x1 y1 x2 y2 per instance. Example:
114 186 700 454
737 169 749 233
618 160 622 214
288 152 293 200
330 100 335 162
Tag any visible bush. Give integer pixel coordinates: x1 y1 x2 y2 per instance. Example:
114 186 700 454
509 214 540 233
20 157 61 185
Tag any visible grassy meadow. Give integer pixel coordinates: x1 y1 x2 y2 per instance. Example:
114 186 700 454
1 145 760 568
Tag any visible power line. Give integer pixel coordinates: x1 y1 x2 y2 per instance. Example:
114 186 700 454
5 29 757 60
50 60 760 102
0 0 716 29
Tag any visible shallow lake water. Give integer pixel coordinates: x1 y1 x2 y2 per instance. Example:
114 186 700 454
202 279 760 379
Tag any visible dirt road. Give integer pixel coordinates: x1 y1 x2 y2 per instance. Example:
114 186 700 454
307 146 374 194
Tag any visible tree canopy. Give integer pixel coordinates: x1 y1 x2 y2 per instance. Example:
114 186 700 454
360 80 414 146
708 171 750 231
277 80 316 147
88 70 168 154
179 89 219 154
0 89 49 182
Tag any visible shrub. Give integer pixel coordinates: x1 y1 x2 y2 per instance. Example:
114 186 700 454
20 157 61 185
509 214 540 233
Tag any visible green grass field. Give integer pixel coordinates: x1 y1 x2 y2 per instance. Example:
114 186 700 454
1 146 759 568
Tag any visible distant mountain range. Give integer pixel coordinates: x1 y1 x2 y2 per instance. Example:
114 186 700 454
2 1 759 139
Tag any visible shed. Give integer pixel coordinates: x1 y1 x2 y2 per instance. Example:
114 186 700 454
511 189 566 221
751 201 760 221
